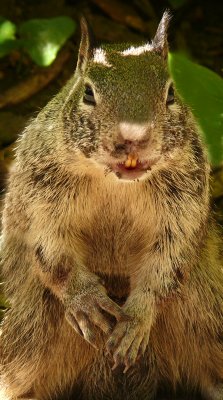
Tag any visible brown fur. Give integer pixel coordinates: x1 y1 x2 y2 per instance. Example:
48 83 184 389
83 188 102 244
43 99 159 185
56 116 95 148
0 12 223 400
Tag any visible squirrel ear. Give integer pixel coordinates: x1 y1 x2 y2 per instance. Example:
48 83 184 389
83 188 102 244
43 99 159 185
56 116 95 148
77 16 94 73
152 11 171 60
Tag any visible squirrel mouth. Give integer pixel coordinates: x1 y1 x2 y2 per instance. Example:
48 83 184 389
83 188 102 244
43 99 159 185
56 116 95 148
110 154 152 180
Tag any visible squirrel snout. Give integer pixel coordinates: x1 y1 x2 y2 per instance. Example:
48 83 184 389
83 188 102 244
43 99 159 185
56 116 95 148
115 122 150 154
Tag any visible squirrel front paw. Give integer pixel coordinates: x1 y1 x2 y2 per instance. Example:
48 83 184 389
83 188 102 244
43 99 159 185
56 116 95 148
106 310 151 373
65 285 125 348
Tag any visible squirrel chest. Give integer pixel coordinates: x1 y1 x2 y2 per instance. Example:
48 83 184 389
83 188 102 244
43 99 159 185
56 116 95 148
70 178 157 280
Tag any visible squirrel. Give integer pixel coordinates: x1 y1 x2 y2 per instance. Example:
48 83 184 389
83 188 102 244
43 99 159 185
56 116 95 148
0 11 223 400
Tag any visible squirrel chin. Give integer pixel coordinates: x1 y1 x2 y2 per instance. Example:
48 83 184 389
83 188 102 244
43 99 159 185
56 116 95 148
113 168 150 181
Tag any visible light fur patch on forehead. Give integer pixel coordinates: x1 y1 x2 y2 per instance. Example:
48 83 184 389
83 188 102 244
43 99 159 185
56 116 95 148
93 48 112 67
120 43 153 56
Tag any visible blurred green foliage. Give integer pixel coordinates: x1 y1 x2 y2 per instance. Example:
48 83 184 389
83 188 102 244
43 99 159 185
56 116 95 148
0 17 16 41
168 0 187 9
0 16 76 66
169 53 223 166
19 17 76 66
0 17 18 57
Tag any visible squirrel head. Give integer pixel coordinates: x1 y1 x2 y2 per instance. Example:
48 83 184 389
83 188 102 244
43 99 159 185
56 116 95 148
62 12 190 181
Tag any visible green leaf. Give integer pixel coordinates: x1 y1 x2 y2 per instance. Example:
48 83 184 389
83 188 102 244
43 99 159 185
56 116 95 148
0 17 16 42
0 39 20 57
0 17 18 57
169 53 223 166
19 16 76 67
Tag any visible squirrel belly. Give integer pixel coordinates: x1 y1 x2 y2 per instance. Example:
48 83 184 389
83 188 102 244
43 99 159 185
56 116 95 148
0 11 223 400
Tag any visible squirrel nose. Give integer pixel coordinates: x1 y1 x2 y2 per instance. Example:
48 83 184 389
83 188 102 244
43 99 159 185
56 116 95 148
115 122 150 153
118 122 148 142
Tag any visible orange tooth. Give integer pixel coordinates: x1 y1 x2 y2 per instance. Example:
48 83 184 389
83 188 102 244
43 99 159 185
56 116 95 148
131 158 137 168
125 157 132 168
125 154 138 168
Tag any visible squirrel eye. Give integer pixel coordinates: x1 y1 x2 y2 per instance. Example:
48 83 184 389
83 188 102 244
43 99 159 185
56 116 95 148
83 84 96 105
166 83 175 106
